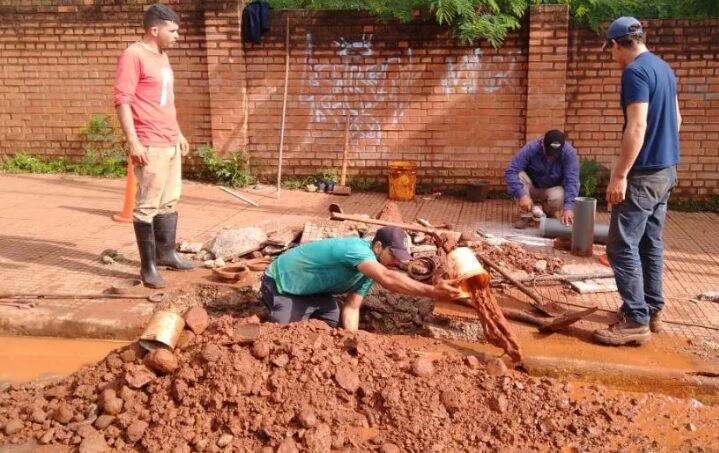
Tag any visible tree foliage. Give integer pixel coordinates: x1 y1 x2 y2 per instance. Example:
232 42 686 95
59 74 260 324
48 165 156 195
268 0 719 46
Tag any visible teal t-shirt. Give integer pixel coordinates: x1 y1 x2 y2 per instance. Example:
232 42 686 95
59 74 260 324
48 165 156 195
267 237 377 296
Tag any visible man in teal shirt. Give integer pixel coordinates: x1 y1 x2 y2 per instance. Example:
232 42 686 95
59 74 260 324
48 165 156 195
261 226 461 331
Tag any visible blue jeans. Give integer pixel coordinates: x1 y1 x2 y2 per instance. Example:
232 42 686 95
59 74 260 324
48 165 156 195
607 166 677 325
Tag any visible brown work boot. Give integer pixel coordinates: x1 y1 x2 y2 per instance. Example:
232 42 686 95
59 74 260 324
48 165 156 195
593 312 651 346
649 310 663 333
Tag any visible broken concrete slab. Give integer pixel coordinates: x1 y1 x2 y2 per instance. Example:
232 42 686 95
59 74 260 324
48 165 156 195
206 227 267 260
570 278 618 294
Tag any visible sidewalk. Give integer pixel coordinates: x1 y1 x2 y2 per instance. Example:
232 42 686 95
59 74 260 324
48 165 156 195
0 174 717 364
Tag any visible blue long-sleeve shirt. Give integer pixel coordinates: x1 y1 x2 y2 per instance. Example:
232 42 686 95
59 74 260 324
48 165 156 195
504 138 580 210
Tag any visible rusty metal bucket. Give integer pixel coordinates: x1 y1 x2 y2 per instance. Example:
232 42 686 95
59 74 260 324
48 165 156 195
447 247 490 297
139 310 185 351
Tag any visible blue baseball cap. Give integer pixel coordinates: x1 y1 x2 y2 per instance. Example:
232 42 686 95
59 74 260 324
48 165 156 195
602 17 643 50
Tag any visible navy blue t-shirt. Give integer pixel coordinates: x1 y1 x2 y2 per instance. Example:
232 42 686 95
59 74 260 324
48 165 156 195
621 52 680 171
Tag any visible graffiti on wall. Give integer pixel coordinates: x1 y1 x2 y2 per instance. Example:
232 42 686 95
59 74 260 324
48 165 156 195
298 33 520 142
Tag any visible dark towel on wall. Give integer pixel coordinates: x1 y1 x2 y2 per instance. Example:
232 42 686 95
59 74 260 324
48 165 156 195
243 1 271 43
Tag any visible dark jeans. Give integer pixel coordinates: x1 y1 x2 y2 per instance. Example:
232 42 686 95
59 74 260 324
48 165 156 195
607 165 677 325
260 275 341 328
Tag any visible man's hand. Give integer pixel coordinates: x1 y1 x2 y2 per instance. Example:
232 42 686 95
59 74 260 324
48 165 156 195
179 133 190 157
517 195 532 213
432 280 462 302
128 140 149 166
560 209 574 226
606 175 628 205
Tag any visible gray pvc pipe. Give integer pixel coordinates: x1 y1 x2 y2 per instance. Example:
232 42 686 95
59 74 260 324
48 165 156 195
571 197 597 256
539 214 609 245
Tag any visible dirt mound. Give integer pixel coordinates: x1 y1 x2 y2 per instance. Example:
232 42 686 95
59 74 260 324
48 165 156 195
471 241 562 275
1 316 717 452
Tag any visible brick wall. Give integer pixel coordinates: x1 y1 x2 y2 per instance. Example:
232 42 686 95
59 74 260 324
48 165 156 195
0 1 212 158
566 18 719 198
243 11 528 188
0 3 717 198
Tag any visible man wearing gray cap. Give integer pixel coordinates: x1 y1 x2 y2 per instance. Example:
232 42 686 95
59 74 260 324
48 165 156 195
261 226 461 331
594 17 681 346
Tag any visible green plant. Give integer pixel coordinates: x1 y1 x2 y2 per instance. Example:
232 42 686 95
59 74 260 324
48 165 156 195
281 175 317 190
669 195 719 213
198 145 255 188
579 159 607 198
319 168 339 183
348 178 386 192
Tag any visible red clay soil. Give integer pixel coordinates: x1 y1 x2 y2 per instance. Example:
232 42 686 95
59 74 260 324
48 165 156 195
1 316 718 452
467 279 523 363
472 242 563 275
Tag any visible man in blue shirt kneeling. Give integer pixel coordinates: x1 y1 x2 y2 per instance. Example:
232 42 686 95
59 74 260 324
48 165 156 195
505 129 580 229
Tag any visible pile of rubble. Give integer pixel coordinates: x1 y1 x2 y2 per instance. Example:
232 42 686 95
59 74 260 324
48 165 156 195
1 312 716 452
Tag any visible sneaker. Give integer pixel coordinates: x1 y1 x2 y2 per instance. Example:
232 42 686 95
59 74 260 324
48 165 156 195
649 310 663 333
592 312 651 346
513 218 532 230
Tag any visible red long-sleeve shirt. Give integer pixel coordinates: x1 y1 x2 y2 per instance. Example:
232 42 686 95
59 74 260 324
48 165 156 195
114 42 179 147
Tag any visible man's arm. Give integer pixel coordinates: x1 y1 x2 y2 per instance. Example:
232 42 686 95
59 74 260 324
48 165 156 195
341 293 364 331
114 50 149 166
606 102 648 204
505 142 535 199
562 147 580 210
356 260 460 300
676 95 682 132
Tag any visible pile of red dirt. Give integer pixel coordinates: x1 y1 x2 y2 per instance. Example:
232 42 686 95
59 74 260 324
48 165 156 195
471 241 563 274
1 314 717 452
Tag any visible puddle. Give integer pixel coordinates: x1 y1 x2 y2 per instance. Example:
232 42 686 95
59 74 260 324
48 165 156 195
0 336 128 386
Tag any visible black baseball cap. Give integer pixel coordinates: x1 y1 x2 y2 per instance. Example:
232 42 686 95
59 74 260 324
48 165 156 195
543 129 566 154
373 226 411 262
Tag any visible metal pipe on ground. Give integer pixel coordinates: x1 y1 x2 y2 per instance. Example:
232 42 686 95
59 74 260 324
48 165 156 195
539 217 608 244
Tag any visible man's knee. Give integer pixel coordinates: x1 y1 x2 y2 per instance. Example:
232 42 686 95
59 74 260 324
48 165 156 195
543 186 564 216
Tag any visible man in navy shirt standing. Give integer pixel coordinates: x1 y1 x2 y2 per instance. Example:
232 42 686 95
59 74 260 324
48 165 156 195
594 17 681 346
505 129 580 229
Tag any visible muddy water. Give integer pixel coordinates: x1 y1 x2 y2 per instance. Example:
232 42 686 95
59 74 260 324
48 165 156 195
0 336 128 385
464 276 524 362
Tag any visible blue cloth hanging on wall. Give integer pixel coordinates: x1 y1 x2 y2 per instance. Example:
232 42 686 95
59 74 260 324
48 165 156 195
243 1 271 43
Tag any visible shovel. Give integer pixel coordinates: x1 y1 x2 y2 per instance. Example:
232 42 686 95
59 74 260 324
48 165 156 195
332 113 352 196
0 292 167 303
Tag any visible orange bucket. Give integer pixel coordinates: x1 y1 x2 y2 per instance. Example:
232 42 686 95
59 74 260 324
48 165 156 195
387 161 417 201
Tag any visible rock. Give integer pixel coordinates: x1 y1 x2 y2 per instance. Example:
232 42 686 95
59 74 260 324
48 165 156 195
305 424 332 453
31 408 47 423
297 408 317 428
465 355 481 369
203 260 216 268
54 404 74 424
106 353 124 370
381 444 401 453
413 232 427 244
94 415 115 430
214 258 226 268
144 348 179 374
126 420 148 443
78 431 110 453
102 255 115 264
201 344 222 363
334 367 360 393
124 365 157 389
120 348 138 363
207 227 267 261
176 330 197 350
179 241 203 254
192 438 209 452
440 390 462 415
487 395 508 414
184 306 209 335
217 433 234 447
687 423 697 432
39 428 55 444
277 436 299 453
486 358 508 377
460 230 480 242
272 353 290 368
172 379 189 403
411 357 434 378
251 341 271 360
4 418 23 435
102 397 123 416
533 260 548 273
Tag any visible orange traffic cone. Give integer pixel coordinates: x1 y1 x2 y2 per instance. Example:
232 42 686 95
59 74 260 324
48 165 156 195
112 162 137 223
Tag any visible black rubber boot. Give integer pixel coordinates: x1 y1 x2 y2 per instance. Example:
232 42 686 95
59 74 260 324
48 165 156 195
153 212 196 271
133 222 166 289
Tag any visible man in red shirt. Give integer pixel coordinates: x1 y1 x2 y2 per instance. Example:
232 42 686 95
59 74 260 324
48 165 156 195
114 4 194 288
